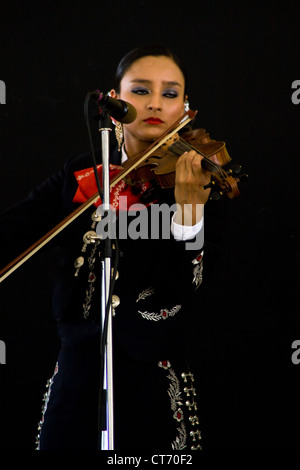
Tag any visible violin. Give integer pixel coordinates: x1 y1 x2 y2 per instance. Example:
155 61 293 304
124 126 244 201
0 109 246 282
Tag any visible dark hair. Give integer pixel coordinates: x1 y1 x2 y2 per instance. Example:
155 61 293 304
113 44 188 95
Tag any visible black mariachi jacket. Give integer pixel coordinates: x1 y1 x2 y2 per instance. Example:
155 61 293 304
0 145 223 363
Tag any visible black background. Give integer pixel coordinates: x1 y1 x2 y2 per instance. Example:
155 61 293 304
0 0 299 451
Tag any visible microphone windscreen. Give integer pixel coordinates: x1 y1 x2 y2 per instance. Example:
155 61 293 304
120 100 137 124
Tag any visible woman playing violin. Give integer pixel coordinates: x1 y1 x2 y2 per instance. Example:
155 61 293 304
0 45 219 451
110 48 211 225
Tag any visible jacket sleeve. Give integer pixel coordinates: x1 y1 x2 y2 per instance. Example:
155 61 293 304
0 167 66 270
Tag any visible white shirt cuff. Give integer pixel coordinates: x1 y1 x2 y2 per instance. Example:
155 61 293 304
171 213 204 241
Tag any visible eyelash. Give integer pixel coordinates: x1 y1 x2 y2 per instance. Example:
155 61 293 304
131 87 178 98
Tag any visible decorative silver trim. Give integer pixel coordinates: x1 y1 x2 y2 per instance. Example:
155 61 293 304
82 240 100 319
138 304 181 321
35 363 59 450
158 360 202 451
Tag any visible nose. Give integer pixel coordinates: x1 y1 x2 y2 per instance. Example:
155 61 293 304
147 93 162 112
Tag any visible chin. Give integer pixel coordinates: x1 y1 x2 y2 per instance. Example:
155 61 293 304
142 127 166 141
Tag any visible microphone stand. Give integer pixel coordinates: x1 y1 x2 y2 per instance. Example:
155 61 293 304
97 109 114 450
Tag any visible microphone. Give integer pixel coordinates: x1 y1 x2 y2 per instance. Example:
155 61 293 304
91 90 137 124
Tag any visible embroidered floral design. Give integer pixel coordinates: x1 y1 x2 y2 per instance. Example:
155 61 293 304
173 408 184 422
172 422 187 450
159 362 187 450
192 252 203 265
192 251 204 290
158 360 171 370
111 179 126 209
35 362 59 450
76 168 97 181
136 286 155 303
159 360 202 451
167 368 184 412
138 304 181 321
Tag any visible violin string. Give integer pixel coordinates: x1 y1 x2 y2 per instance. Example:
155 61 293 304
177 138 227 177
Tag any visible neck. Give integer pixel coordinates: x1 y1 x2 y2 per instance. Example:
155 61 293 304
123 136 154 159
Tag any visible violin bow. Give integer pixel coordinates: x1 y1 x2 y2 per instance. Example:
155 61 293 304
0 110 196 283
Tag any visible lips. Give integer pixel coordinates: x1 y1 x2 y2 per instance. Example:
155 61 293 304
143 117 164 125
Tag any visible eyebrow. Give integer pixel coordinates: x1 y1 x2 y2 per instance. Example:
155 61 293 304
130 79 182 87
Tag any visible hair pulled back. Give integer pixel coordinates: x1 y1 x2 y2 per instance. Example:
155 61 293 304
113 45 188 95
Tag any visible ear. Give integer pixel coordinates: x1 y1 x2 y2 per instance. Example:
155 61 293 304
109 89 119 99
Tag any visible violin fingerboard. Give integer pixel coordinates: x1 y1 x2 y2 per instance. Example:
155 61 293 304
169 141 190 156
169 141 214 172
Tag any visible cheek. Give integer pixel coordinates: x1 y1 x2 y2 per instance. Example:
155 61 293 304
170 101 185 117
120 94 143 116
123 120 142 136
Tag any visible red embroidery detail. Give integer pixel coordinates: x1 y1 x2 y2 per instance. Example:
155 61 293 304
158 360 171 370
73 164 153 213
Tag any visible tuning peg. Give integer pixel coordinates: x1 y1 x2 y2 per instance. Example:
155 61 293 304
229 164 242 175
203 180 216 190
228 165 249 182
210 190 223 201
239 173 249 181
204 180 223 200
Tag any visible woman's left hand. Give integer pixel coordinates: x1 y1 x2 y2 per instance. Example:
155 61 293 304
174 150 211 226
